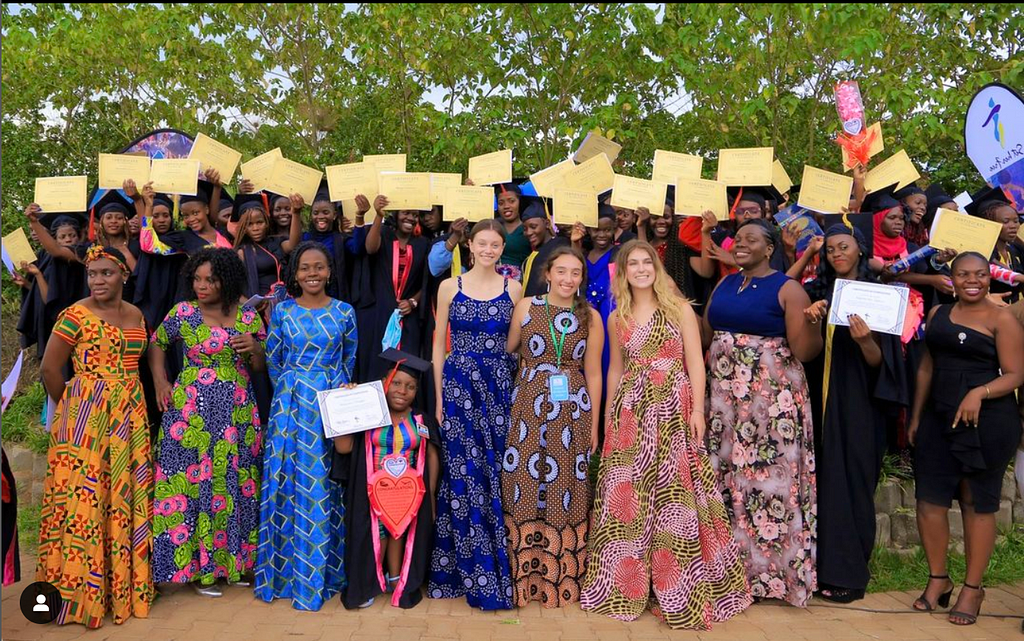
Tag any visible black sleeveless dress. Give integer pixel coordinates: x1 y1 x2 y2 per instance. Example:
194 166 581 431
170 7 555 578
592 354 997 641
914 305 1021 513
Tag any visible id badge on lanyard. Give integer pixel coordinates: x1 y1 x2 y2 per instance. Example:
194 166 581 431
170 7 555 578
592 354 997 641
546 296 572 403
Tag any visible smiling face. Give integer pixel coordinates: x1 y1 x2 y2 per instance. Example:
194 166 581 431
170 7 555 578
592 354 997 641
181 202 211 233
395 210 419 236
731 223 773 270
192 261 222 306
273 197 293 230
546 252 584 300
310 201 336 233
469 228 504 267
824 233 860 278
624 246 656 290
950 254 990 303
101 211 126 237
904 194 927 224
496 191 520 223
86 257 123 302
591 217 615 251
652 216 671 240
881 208 904 237
522 218 550 250
294 247 331 297
385 370 418 414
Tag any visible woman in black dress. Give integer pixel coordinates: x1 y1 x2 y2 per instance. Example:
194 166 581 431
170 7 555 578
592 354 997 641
909 252 1024 625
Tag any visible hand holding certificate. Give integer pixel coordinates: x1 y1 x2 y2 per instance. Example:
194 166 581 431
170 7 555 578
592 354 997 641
929 208 1002 258
797 165 853 214
828 279 909 336
189 133 242 184
34 176 88 213
317 382 391 438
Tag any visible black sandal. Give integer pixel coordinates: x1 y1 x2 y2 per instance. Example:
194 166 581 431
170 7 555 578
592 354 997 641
948 583 984 626
818 585 865 604
912 574 953 611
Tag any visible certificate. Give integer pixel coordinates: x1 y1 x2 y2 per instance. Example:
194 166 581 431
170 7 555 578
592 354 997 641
772 159 793 195
652 150 703 184
529 159 576 198
828 279 909 336
98 153 151 190
841 122 884 170
264 158 323 204
150 159 201 195
574 131 622 164
316 381 390 438
797 165 853 214
928 208 1002 258
240 148 283 192
2 228 36 271
364 154 407 175
610 175 667 215
188 133 242 183
864 149 919 193
563 153 615 194
378 172 431 211
468 149 512 185
34 176 88 213
675 177 729 220
326 162 377 202
553 189 598 227
717 147 774 186
428 173 463 206
442 185 493 222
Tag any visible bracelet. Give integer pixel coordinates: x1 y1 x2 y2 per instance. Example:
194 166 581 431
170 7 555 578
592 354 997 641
984 385 991 399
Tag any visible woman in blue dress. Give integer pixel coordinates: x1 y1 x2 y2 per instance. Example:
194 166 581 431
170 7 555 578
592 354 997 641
255 242 358 611
429 219 524 610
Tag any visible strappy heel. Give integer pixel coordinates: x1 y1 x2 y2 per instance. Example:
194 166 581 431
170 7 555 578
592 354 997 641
912 574 953 611
948 583 984 625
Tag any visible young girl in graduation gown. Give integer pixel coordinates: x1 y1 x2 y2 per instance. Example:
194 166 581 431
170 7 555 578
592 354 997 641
803 224 909 603
521 200 569 297
494 183 531 280
146 171 234 256
302 186 367 303
354 196 430 381
332 349 441 609
233 192 303 302
969 194 1024 304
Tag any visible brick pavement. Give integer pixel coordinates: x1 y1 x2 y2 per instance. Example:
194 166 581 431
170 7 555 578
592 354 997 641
3 553 1022 641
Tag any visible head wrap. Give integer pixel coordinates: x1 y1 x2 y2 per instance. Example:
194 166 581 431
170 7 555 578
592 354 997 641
84 245 129 275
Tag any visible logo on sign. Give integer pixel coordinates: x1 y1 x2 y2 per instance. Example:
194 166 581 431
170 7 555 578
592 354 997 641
983 97 1005 148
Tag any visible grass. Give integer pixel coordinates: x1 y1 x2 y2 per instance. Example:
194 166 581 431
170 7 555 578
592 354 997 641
17 501 40 552
868 525 1024 593
1 381 49 455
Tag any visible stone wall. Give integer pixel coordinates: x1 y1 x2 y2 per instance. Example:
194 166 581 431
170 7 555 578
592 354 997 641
5 444 46 508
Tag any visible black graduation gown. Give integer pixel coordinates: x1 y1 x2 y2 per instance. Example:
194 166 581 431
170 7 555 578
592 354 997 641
330 412 441 609
1 448 19 586
811 323 908 591
240 238 286 299
352 228 429 381
302 229 363 304
991 244 1024 304
523 237 570 297
17 252 86 364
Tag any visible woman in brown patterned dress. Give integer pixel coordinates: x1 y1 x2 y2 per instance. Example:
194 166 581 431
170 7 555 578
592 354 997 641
502 246 604 608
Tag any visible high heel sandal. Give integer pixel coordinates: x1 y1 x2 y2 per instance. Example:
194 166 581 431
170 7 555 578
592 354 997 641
912 574 953 611
948 583 984 626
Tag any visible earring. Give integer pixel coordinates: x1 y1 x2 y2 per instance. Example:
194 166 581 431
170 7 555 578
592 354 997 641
546 281 551 293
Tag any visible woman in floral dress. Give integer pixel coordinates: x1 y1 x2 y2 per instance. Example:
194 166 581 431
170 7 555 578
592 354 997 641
702 220 822 607
581 240 750 630
148 248 266 597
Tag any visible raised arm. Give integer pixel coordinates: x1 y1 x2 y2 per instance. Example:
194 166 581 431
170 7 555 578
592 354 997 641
26 204 79 263
365 195 390 255
281 193 305 254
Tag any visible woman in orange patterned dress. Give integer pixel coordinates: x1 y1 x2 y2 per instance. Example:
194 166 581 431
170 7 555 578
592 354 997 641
37 246 153 628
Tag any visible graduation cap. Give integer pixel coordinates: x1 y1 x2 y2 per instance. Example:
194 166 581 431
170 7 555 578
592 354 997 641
379 348 431 390
664 184 675 210
217 191 235 213
152 193 175 212
860 183 901 213
231 193 269 222
821 212 875 257
87 188 135 241
520 198 548 222
312 178 335 206
40 211 87 234
925 183 955 210
893 184 925 200
494 182 523 198
179 180 215 207
964 186 1012 218
726 185 783 215
597 203 616 221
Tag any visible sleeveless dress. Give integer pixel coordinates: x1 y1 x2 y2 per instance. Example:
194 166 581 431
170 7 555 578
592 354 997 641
705 271 817 606
429 276 516 610
503 296 593 608
580 310 751 630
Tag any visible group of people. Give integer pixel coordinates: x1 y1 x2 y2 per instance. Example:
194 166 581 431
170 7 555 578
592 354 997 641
5 155 1024 632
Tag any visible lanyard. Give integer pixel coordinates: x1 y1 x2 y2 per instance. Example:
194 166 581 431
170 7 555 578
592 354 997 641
392 240 413 302
256 242 282 283
545 295 573 369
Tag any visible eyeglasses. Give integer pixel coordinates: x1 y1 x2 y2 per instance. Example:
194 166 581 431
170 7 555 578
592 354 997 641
735 207 762 217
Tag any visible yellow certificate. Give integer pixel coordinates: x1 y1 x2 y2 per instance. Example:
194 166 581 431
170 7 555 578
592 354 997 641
610 175 668 215
150 159 201 195
326 162 377 202
34 176 88 213
378 173 432 211
929 209 1002 258
864 149 920 193
3 228 37 270
240 148 284 192
529 159 576 198
363 154 407 175
574 132 622 164
772 160 793 196
675 177 729 220
652 150 703 184
98 153 151 190
468 149 512 186
443 186 494 222
553 189 598 227
797 165 854 214
563 153 615 194
429 173 463 206
717 147 774 186
264 158 324 204
841 122 884 170
188 133 243 183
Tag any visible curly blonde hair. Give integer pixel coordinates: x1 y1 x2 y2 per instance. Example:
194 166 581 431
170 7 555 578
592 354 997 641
612 239 691 331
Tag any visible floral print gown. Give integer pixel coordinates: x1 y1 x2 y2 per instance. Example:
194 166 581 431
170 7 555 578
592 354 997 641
151 301 266 585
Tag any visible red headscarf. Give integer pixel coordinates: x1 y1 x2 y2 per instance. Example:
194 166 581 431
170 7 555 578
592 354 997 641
872 207 908 260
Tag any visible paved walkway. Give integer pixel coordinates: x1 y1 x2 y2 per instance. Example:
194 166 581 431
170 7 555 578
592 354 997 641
3 553 1022 641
